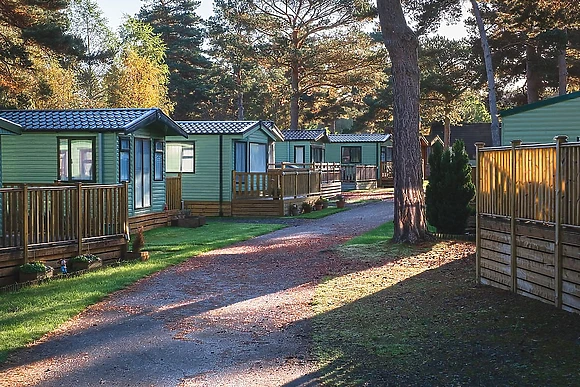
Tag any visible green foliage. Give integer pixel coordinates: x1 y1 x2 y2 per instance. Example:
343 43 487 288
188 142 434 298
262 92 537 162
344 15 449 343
138 0 211 119
19 262 51 274
426 140 475 234
68 254 101 264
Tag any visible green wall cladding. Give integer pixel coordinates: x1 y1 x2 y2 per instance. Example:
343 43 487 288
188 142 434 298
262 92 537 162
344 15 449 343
275 140 323 164
1 126 170 217
325 142 384 165
166 134 237 202
501 97 580 145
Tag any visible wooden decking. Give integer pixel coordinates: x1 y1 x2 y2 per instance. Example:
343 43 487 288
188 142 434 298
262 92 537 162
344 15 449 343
232 163 342 216
0 183 129 286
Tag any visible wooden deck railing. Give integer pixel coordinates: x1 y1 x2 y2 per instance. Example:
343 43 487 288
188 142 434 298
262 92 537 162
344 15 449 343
380 162 394 183
0 183 128 262
166 174 182 210
341 164 377 183
268 162 341 184
232 169 325 200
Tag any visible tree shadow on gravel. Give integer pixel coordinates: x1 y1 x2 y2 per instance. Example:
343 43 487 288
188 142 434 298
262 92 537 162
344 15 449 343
284 253 580 386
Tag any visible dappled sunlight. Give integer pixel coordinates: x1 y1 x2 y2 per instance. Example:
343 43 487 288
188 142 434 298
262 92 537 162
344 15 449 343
314 241 475 314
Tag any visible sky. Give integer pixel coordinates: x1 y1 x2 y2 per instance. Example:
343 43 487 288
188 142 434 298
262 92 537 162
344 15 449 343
95 0 214 30
94 0 469 39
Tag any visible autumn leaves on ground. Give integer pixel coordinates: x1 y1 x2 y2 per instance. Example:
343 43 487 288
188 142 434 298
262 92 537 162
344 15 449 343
311 225 580 385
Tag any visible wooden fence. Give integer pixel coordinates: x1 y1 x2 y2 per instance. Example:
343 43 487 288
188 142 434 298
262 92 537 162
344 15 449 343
476 136 580 313
0 183 128 263
232 169 323 200
380 161 394 187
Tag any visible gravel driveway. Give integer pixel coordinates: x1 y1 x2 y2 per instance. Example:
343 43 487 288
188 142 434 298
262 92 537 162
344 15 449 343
0 200 393 387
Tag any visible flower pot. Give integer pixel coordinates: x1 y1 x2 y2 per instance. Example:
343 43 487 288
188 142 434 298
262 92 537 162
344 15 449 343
125 251 149 261
289 204 300 216
19 268 53 283
314 204 323 211
337 200 346 209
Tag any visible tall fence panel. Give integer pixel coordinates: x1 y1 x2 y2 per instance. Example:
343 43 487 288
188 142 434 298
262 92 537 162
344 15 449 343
476 137 580 313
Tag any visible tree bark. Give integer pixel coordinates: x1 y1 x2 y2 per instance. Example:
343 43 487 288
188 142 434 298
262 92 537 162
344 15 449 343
558 47 568 96
444 106 451 149
526 44 541 103
377 0 427 244
471 0 500 146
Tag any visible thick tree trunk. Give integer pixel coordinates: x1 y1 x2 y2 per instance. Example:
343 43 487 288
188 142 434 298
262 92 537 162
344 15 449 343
290 59 300 130
377 0 427 244
526 44 541 103
444 106 451 148
471 0 500 146
558 48 567 96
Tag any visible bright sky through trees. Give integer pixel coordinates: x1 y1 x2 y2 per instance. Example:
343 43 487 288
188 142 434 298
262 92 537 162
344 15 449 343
95 0 468 38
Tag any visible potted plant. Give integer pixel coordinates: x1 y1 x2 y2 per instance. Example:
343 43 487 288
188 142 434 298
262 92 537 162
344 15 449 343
336 194 346 209
68 254 102 272
301 202 312 214
125 227 149 261
18 262 53 282
289 203 300 216
314 197 324 211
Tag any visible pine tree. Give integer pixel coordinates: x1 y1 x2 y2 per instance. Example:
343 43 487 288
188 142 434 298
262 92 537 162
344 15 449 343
426 140 475 234
138 0 211 120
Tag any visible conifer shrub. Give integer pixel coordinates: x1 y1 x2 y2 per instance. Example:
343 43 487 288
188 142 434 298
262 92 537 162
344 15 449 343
426 140 475 234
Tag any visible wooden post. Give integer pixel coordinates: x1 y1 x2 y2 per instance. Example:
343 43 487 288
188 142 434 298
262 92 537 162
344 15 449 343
554 135 567 308
474 142 485 283
22 184 29 263
123 182 129 238
510 140 522 293
77 183 83 256
294 171 298 198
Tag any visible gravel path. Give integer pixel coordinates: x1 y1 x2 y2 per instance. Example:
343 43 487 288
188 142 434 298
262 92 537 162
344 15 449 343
0 200 393 387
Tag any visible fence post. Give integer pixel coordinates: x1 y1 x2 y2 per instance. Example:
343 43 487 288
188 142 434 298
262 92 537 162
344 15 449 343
554 135 567 308
123 181 129 238
509 140 522 293
474 142 485 283
22 184 29 264
77 183 83 256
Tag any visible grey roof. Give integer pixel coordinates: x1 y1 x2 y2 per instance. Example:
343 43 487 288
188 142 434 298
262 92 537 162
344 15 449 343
427 123 493 160
328 133 391 143
281 129 327 141
177 120 283 140
0 108 186 136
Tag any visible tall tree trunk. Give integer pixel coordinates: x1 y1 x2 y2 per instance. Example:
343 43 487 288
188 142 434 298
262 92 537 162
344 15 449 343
558 30 568 96
526 44 541 103
471 0 500 146
444 106 451 148
377 0 427 244
290 58 300 130
235 68 244 120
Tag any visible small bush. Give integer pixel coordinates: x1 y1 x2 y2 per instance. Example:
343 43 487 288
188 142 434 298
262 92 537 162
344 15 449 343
69 254 101 264
301 202 312 213
19 262 51 274
426 140 475 234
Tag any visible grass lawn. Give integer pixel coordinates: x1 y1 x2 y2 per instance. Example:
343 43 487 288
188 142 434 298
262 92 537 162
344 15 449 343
312 222 580 385
292 207 347 220
0 221 284 364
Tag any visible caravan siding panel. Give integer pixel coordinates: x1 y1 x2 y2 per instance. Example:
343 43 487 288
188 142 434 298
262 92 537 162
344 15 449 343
501 97 580 145
326 142 382 165
275 140 313 163
167 135 235 203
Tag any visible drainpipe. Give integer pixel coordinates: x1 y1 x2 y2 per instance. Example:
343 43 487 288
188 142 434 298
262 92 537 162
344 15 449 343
98 133 104 183
219 134 224 217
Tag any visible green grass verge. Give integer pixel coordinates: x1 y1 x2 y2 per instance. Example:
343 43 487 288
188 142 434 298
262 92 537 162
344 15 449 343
0 221 284 363
292 207 347 219
313 223 580 385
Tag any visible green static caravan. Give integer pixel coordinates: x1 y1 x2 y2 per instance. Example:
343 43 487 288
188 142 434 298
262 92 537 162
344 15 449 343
0 108 187 229
500 91 580 145
166 120 283 217
0 117 22 187
325 133 392 190
275 129 329 165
